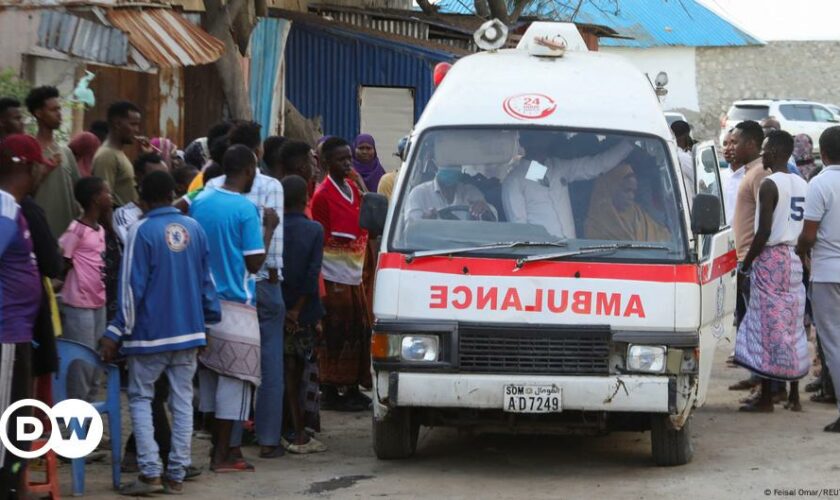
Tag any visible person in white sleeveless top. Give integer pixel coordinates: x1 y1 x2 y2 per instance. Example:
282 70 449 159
734 130 810 413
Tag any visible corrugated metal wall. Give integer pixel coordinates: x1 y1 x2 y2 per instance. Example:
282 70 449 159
250 17 290 139
285 22 455 141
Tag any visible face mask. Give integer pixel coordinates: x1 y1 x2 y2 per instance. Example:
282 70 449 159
436 168 461 187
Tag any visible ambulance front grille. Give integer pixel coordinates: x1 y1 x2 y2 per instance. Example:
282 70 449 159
458 327 611 375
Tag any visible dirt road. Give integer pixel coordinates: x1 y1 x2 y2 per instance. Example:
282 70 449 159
76 344 840 499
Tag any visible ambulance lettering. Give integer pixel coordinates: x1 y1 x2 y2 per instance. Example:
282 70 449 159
427 285 646 318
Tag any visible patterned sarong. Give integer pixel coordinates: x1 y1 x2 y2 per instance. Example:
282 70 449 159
734 245 809 381
319 280 372 387
199 300 261 386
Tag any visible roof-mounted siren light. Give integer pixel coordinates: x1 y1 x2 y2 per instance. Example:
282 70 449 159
517 22 588 56
654 71 669 101
433 62 452 88
474 19 509 52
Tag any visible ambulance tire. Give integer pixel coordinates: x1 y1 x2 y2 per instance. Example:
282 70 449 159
373 408 419 459
650 414 694 466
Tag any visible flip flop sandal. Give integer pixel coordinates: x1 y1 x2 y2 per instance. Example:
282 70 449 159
211 459 255 473
119 476 165 496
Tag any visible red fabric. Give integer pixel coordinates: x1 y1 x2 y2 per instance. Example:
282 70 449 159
312 176 364 241
69 132 101 177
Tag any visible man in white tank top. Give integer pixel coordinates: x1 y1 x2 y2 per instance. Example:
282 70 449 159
734 130 810 412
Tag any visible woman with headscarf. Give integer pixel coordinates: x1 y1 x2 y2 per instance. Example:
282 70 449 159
794 133 820 181
68 131 101 177
150 137 178 168
352 134 386 192
585 162 671 242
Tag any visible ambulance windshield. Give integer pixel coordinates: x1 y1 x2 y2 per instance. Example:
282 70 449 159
390 127 687 261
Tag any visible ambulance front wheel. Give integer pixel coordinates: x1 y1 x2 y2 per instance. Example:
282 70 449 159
650 414 694 466
373 408 419 459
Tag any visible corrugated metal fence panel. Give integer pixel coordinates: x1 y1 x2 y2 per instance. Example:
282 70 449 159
37 10 128 65
321 10 427 39
249 17 288 140
285 22 453 142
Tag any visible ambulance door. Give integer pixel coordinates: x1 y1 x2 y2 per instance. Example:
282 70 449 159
694 141 737 404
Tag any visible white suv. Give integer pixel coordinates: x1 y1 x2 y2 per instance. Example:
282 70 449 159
720 99 839 153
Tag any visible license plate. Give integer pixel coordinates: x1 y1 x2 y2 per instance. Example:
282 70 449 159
503 384 561 413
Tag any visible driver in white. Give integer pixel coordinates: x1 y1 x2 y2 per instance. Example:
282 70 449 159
503 132 633 239
405 165 496 221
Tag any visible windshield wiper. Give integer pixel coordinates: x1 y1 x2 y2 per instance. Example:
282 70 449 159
515 243 673 268
406 241 568 263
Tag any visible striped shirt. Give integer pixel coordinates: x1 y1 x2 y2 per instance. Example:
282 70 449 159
112 202 143 248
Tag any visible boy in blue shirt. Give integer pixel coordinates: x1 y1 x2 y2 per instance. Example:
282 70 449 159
100 171 220 495
281 175 326 454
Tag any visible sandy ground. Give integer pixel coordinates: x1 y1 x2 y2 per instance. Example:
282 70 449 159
54 343 840 500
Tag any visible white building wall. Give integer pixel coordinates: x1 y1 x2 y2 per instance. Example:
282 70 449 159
601 46 699 113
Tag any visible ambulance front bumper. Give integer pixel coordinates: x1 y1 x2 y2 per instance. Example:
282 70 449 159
378 372 674 413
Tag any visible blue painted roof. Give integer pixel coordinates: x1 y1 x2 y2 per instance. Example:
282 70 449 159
433 0 762 48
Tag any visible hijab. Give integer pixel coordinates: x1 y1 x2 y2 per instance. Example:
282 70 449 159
352 134 386 192
68 132 101 177
184 137 209 169
585 163 671 242
151 137 176 166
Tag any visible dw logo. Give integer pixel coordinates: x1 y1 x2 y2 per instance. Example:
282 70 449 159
0 399 103 459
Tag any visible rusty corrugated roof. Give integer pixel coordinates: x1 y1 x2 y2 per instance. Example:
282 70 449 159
106 8 224 67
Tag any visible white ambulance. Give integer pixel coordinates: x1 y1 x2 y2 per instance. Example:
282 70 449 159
360 21 736 466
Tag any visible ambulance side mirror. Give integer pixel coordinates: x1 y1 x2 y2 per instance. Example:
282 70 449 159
360 193 389 238
691 194 721 235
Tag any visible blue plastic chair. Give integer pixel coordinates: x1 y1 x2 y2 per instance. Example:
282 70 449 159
53 339 121 496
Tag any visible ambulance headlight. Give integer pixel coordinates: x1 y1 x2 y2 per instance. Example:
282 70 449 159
627 345 667 373
401 336 439 362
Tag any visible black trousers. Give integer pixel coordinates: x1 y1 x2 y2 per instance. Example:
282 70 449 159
0 343 32 500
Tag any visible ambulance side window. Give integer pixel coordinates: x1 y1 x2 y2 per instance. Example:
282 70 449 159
694 143 724 259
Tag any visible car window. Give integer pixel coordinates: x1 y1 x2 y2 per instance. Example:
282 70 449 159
390 127 686 262
729 105 768 122
812 106 836 122
779 104 811 122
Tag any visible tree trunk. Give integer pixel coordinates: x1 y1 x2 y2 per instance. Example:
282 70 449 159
204 0 253 120
416 0 437 15
486 0 510 24
283 98 322 146
474 0 491 18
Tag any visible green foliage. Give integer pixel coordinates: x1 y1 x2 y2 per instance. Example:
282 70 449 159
0 68 30 101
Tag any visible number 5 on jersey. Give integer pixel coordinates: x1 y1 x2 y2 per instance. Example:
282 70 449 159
790 197 805 221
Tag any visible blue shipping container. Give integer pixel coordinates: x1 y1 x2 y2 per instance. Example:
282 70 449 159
285 20 458 142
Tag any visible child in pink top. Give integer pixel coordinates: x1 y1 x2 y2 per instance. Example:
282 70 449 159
59 176 112 401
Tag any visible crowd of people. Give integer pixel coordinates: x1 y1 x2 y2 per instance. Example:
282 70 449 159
0 88 392 497
701 117 840 425
2 84 840 499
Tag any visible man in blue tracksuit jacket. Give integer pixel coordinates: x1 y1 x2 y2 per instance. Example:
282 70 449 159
100 171 220 496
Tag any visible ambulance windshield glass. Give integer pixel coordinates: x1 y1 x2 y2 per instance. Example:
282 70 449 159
391 128 686 261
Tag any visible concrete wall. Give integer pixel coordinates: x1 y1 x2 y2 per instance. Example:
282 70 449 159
695 41 840 142
601 46 700 113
